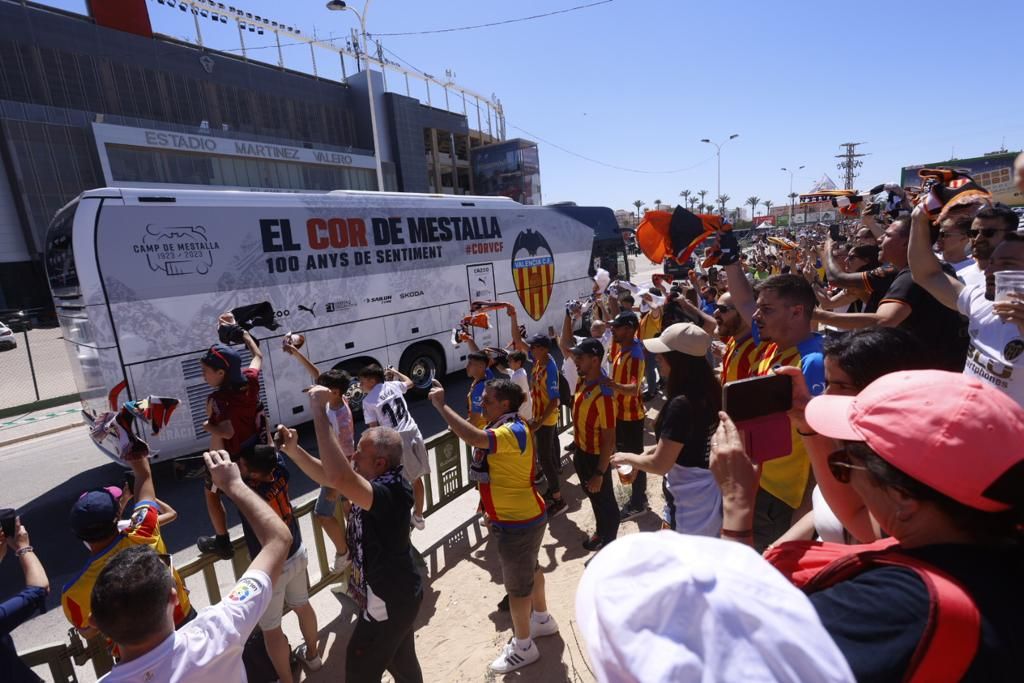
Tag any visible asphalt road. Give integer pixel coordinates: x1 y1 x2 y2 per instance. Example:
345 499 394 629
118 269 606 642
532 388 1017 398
1 370 476 656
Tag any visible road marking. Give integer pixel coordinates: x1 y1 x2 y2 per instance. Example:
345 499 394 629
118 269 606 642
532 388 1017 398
0 407 79 430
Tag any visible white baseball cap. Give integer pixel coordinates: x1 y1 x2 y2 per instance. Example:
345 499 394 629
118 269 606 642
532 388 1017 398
575 532 855 683
642 322 711 357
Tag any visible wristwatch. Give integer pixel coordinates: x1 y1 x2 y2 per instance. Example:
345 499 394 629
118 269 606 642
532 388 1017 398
595 468 606 477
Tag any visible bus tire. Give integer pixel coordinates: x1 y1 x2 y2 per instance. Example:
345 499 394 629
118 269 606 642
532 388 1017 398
399 343 446 398
334 358 374 418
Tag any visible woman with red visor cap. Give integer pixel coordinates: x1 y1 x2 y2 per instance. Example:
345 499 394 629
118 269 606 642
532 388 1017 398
712 370 1023 682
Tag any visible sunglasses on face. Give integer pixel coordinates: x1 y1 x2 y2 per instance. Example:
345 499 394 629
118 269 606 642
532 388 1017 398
968 228 1013 239
827 449 869 484
714 304 734 314
937 231 966 240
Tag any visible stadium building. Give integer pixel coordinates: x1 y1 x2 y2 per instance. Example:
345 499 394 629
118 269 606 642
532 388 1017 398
0 0 539 310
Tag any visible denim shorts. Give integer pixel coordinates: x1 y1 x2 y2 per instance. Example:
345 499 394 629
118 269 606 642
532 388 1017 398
314 486 346 517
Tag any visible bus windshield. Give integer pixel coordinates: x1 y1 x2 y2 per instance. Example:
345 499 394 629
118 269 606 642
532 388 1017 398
45 202 79 296
549 205 629 281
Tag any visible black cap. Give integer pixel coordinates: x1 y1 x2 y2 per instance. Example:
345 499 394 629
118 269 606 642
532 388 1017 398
610 312 640 328
526 333 551 349
570 337 604 358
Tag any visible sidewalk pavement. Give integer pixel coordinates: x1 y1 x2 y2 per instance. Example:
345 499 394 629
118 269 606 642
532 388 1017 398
272 421 666 683
0 401 82 448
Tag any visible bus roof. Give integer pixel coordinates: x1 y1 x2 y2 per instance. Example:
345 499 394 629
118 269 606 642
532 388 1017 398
77 187 523 210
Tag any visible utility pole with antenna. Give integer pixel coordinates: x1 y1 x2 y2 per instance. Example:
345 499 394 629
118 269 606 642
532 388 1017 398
836 142 868 190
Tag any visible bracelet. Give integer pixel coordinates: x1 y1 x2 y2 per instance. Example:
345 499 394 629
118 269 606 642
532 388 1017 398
796 429 818 437
720 528 753 539
15 546 34 557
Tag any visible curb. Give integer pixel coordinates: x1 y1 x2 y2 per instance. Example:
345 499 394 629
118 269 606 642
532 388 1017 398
0 421 82 449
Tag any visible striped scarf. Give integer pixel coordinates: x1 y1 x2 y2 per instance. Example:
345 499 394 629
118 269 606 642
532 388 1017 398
346 465 405 610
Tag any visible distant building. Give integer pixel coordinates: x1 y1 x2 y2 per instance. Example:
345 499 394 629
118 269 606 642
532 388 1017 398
901 151 1022 207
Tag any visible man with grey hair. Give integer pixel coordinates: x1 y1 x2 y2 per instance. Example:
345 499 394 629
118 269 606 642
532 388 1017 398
277 391 423 683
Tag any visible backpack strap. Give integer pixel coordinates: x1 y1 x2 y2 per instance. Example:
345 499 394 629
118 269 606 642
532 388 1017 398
806 549 981 683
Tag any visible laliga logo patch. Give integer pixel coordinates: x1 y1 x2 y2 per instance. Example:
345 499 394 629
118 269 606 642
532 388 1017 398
227 577 262 602
511 229 555 321
1004 339 1024 362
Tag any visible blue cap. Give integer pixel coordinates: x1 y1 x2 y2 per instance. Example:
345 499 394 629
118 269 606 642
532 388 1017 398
201 343 245 385
69 489 119 541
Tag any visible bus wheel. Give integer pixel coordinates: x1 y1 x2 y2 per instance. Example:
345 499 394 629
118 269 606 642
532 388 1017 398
335 360 369 417
400 343 445 397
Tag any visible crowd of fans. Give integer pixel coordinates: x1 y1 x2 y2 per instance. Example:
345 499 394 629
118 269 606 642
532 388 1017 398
2 157 1023 681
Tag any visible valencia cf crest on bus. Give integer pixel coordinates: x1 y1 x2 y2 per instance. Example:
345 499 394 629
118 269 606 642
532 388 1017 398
511 229 555 321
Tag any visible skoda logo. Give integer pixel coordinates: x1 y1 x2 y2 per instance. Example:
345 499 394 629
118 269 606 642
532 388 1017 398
199 55 215 74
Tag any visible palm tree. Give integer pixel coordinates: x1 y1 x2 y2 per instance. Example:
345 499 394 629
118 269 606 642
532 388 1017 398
688 196 699 211
654 198 663 211
746 196 760 222
632 199 645 223
698 189 709 211
679 189 691 208
787 192 799 226
717 194 730 215
762 199 774 222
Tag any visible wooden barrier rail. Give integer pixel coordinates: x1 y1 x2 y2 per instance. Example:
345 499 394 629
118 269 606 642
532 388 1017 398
19 407 574 681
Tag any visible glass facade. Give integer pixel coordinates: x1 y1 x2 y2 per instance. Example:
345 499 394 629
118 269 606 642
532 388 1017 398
470 139 542 205
106 145 377 191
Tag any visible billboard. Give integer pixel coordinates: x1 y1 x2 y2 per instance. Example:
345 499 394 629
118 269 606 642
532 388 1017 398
901 151 1023 207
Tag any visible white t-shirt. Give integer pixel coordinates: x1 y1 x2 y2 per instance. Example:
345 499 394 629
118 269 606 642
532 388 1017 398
957 261 985 289
509 367 533 420
958 282 1024 406
363 380 417 432
561 355 579 395
100 570 272 683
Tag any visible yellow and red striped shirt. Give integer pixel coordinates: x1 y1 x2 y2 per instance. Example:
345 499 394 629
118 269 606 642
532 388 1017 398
530 356 561 427
573 377 616 454
638 311 662 340
610 339 646 422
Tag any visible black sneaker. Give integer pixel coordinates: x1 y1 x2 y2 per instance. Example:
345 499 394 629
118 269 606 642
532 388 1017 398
546 497 568 518
619 503 649 522
563 442 576 453
196 534 234 560
582 535 605 552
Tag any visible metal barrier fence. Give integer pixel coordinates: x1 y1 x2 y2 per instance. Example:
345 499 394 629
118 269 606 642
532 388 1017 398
18 407 574 681
0 327 78 413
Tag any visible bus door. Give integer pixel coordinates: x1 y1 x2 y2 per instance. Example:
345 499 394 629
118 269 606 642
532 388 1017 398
466 263 500 349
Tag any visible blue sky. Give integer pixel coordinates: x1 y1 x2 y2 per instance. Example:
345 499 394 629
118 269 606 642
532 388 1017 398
45 0 1024 215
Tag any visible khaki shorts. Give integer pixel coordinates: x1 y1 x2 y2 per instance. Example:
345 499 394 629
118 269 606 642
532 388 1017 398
258 544 309 630
399 429 430 481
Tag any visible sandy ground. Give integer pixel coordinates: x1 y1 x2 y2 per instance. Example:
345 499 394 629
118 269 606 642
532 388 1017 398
282 409 666 683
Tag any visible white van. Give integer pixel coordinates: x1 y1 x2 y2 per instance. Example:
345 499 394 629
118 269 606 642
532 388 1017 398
45 188 627 463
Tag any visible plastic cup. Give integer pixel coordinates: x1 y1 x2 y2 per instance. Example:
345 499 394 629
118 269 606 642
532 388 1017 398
994 271 1024 303
616 463 634 484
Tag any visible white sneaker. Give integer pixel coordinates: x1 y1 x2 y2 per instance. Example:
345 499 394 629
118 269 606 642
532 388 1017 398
333 551 351 574
530 613 559 638
489 639 539 673
412 513 426 531
294 643 323 671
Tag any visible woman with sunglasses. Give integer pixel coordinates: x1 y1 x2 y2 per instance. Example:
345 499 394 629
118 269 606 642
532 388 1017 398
711 370 1023 682
610 323 722 535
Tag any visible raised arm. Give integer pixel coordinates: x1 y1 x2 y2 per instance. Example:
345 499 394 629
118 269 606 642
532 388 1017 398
283 341 321 381
428 382 490 449
812 300 910 330
724 262 757 324
385 367 415 393
205 450 292 583
823 238 870 289
908 205 962 311
508 307 529 353
128 453 156 505
153 498 177 526
557 309 577 358
242 330 262 372
276 424 330 487
308 388 374 509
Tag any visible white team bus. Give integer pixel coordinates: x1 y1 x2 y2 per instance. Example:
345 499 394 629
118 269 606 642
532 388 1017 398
44 188 629 463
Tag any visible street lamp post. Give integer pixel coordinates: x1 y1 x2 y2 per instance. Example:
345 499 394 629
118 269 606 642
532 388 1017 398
700 134 739 213
781 164 804 226
327 0 385 191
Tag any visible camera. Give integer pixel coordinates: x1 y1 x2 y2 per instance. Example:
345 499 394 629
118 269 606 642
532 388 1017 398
0 508 17 538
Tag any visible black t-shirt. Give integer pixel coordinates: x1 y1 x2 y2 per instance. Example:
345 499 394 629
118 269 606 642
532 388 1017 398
363 477 422 605
809 544 1023 683
881 267 969 371
654 395 716 469
859 264 897 314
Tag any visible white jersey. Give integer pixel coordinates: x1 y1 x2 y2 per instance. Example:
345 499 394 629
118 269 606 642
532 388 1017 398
510 367 533 420
100 570 272 683
957 261 985 289
958 283 1024 406
363 381 418 432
